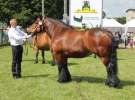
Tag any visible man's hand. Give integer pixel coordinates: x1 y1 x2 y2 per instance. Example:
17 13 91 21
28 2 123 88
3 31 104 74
26 35 32 39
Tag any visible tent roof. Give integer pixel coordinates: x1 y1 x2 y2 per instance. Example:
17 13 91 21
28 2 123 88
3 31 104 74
103 18 124 27
125 19 135 27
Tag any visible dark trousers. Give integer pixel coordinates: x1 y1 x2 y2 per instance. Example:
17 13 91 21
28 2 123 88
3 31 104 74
11 45 23 76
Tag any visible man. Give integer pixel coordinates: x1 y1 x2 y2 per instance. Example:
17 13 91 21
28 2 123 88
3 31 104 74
8 18 31 79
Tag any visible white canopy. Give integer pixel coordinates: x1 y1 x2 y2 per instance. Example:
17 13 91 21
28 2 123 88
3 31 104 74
124 19 135 32
102 18 124 33
103 18 124 27
125 19 135 27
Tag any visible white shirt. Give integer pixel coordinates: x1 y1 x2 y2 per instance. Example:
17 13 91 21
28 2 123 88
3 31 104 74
8 27 27 46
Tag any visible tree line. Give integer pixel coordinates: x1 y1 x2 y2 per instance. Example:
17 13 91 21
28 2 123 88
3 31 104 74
0 0 64 27
0 0 126 27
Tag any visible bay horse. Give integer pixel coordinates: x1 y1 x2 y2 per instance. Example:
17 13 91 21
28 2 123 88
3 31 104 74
32 17 120 88
26 21 55 65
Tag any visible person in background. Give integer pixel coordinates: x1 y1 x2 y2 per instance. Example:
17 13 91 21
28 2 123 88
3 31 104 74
129 33 134 49
8 18 31 79
133 35 135 46
129 38 134 49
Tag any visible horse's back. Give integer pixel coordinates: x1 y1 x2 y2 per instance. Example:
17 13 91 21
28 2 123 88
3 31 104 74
83 28 113 56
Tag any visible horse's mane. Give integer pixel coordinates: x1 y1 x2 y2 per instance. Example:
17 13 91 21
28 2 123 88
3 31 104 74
90 27 111 33
46 18 73 29
88 27 113 38
45 18 113 37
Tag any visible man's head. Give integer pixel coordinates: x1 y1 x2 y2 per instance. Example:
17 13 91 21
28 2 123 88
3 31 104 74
10 19 17 28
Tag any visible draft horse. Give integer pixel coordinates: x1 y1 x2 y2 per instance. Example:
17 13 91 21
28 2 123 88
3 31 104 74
32 17 120 88
26 21 55 65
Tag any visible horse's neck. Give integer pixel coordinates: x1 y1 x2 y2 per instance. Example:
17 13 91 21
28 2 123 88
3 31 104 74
46 18 73 38
47 23 64 36
48 18 71 29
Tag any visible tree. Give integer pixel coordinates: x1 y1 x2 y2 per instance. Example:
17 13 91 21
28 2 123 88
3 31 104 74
0 0 64 27
102 11 106 19
115 17 126 24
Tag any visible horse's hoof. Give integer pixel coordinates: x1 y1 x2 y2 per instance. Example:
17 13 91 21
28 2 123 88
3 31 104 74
57 76 72 83
42 61 46 64
34 61 38 64
57 78 72 83
105 78 121 88
51 61 56 66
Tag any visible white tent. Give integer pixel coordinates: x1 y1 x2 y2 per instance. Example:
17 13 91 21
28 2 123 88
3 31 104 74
124 19 135 32
125 19 135 27
102 18 124 33
103 18 124 27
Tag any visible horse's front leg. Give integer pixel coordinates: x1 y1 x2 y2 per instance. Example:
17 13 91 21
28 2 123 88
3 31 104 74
54 53 71 82
41 50 45 64
51 51 56 66
101 56 120 88
34 49 39 64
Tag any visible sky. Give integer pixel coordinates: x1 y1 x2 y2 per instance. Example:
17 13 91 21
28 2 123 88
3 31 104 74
103 0 135 17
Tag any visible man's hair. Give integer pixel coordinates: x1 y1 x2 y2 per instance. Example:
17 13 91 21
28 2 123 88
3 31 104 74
10 19 17 25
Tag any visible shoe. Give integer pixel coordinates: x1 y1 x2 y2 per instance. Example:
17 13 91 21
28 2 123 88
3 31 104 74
13 74 21 79
18 74 22 78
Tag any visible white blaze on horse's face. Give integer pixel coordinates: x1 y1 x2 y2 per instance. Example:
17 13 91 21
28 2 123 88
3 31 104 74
38 21 42 25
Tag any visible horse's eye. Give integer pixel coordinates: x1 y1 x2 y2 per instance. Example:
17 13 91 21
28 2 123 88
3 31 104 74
35 22 38 24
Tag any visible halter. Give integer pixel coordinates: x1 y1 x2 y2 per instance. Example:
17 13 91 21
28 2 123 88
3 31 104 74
33 20 45 35
23 39 29 56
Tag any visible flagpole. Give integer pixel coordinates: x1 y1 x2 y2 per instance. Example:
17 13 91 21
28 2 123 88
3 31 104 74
42 0 45 20
124 13 128 48
100 0 103 28
63 0 68 23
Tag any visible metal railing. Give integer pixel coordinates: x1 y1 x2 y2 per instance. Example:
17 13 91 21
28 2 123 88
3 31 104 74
0 28 9 46
0 22 9 46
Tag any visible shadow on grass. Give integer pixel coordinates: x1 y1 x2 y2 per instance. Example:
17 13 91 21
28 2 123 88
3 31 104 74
22 74 49 78
23 59 78 66
118 58 127 60
48 61 78 66
23 59 34 62
23 59 54 65
68 62 78 66
73 76 104 83
121 80 135 87
118 58 135 61
72 76 135 87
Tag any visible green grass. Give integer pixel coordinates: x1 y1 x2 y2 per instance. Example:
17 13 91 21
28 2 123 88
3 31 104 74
0 46 135 100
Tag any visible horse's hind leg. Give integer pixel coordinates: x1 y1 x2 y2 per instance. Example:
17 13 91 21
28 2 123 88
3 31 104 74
34 49 39 64
101 56 120 88
41 50 45 64
54 53 71 82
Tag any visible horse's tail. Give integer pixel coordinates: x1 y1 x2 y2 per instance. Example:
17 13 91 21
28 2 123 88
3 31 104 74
109 37 118 75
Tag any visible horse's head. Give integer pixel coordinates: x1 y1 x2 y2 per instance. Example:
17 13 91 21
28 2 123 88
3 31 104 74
26 20 44 35
32 17 71 38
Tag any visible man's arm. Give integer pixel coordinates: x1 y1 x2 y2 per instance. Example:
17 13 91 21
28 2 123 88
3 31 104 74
8 30 26 41
18 28 28 36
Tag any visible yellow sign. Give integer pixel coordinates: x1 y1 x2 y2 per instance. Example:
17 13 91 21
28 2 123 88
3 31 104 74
74 1 97 13
70 0 103 28
75 9 97 13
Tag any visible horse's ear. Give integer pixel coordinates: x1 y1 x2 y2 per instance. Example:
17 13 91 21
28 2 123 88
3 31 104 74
42 16 47 21
45 16 47 19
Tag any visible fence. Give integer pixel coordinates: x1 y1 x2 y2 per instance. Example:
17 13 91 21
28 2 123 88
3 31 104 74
0 22 9 46
0 29 9 46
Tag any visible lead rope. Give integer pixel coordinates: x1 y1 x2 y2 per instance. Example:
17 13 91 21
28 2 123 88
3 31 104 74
23 39 28 56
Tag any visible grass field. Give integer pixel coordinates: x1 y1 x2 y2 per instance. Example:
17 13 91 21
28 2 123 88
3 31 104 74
0 46 135 100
